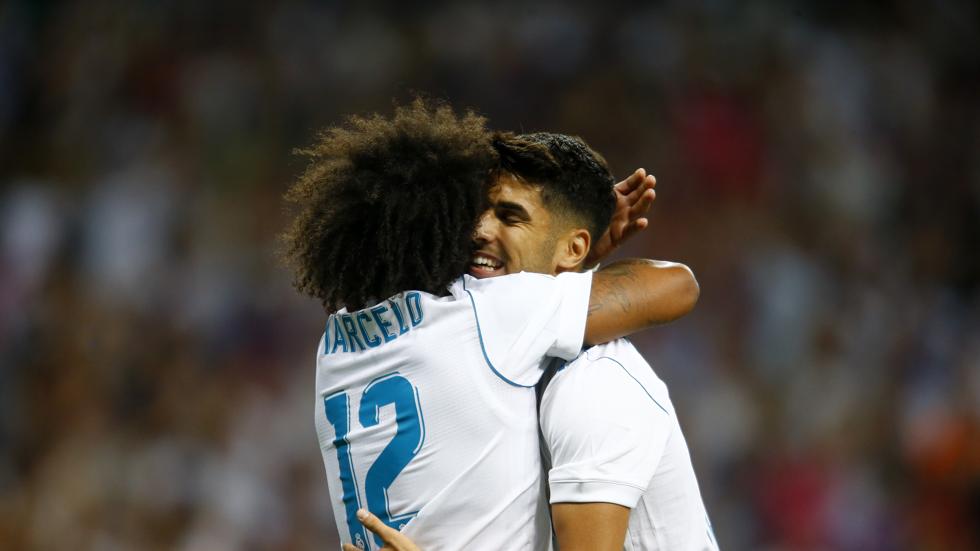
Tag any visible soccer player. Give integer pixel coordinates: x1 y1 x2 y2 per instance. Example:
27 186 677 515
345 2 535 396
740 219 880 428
349 133 717 550
284 101 698 551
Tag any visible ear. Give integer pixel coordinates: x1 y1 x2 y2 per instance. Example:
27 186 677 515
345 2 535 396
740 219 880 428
554 228 591 273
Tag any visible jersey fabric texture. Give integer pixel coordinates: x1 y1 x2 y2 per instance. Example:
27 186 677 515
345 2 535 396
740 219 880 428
314 271 592 551
539 339 719 551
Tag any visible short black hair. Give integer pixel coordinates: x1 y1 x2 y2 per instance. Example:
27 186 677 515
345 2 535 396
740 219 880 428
282 99 496 312
492 132 615 240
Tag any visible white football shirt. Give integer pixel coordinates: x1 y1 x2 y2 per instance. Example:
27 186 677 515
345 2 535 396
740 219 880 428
539 339 719 551
314 271 592 551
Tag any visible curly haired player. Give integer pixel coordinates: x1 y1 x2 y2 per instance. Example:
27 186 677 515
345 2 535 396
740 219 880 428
283 100 698 550
283 100 495 312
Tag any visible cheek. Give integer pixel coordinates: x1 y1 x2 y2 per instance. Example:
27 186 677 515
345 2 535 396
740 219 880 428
498 229 522 254
538 236 560 265
515 233 542 261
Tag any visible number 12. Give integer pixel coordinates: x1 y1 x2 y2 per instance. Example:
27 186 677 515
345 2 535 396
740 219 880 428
324 373 425 549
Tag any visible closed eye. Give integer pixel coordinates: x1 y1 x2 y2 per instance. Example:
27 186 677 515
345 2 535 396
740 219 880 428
495 201 531 225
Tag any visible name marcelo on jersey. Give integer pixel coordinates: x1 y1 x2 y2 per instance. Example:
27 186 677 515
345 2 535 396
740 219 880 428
322 292 424 354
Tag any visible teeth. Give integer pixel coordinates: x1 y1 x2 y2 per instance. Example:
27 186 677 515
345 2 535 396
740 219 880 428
472 255 499 268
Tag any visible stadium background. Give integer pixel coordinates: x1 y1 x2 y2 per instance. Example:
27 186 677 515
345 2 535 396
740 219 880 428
1 1 978 549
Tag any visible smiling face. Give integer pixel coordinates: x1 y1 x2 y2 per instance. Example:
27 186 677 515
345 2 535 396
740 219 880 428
469 173 575 279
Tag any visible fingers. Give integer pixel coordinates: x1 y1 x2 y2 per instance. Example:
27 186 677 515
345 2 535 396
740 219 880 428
614 168 646 195
343 544 393 551
637 174 656 191
608 171 657 251
620 217 649 241
354 509 420 551
626 174 656 199
357 509 393 538
628 188 656 218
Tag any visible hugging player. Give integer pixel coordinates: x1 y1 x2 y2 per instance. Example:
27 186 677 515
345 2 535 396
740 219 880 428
284 100 700 550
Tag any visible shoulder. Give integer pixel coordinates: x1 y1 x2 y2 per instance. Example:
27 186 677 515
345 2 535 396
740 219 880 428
452 272 592 330
452 271 590 297
543 339 672 417
540 340 677 507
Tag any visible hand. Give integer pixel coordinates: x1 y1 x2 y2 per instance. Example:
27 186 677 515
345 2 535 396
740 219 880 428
584 168 656 268
342 509 422 551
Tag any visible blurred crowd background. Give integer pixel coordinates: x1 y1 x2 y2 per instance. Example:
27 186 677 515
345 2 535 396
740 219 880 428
1 1 978 549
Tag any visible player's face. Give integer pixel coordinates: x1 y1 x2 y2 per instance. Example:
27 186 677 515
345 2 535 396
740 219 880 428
470 174 562 278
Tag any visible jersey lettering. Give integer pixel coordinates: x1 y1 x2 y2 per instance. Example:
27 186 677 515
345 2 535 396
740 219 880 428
323 373 425 548
371 305 397 342
360 374 425 542
388 300 409 334
357 312 382 348
323 391 368 548
330 316 349 354
342 315 365 351
406 292 424 326
324 295 425 355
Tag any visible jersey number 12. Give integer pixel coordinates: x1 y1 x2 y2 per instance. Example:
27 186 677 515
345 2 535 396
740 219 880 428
323 373 425 549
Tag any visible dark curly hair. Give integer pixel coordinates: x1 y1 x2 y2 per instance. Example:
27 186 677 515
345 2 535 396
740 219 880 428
282 99 497 312
492 132 615 240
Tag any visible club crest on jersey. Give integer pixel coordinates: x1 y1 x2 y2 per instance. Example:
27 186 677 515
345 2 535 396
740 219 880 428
322 292 424 354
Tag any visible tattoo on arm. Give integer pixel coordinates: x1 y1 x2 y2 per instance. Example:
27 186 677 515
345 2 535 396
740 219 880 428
587 259 698 341
588 260 646 320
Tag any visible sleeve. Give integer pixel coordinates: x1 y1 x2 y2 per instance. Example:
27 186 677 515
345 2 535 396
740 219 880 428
455 271 592 387
539 355 673 508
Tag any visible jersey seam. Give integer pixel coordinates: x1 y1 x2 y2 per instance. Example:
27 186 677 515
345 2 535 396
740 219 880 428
592 356 670 415
461 277 536 389
550 478 647 491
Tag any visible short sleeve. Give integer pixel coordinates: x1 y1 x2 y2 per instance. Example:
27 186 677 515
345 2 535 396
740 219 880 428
540 350 673 508
451 271 592 387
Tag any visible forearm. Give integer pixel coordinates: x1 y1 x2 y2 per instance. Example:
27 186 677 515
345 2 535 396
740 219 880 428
584 258 699 345
552 502 631 551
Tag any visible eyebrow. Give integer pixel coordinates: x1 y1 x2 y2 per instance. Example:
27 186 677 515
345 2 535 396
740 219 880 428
495 200 531 221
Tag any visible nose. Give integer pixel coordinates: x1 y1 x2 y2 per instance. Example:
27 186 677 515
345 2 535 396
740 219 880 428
473 209 496 245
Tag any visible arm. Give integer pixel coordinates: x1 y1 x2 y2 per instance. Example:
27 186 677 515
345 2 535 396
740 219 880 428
585 259 699 346
540 348 671 550
552 503 631 551
581 169 698 345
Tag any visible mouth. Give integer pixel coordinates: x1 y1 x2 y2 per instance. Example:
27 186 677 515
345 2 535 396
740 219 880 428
469 252 505 278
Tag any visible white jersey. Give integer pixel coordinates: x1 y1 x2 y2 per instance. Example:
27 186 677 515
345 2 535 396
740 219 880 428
314 272 592 551
539 339 719 551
